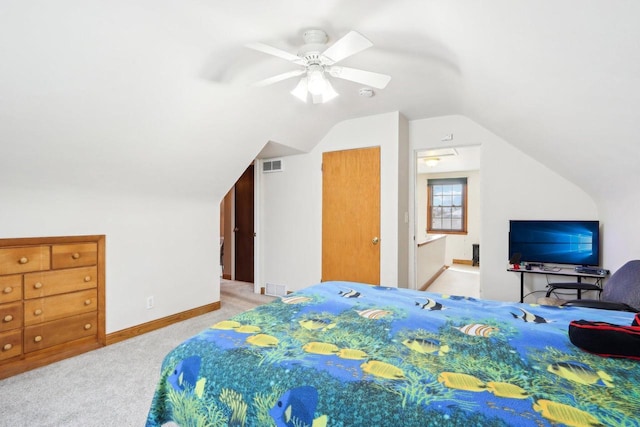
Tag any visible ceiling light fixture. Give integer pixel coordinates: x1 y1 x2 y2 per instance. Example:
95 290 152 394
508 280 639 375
307 65 327 95
423 157 440 167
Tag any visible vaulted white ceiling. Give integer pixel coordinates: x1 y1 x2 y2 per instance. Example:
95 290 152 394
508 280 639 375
1 1 639 203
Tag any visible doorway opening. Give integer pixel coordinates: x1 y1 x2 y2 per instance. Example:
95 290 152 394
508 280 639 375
413 145 481 295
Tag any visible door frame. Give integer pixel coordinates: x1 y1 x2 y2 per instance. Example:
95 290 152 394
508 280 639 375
409 145 482 290
220 162 261 293
253 160 262 294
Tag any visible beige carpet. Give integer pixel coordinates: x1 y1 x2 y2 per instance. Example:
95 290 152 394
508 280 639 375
425 264 480 298
0 281 274 427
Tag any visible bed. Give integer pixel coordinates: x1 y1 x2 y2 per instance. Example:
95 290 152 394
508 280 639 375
146 281 639 426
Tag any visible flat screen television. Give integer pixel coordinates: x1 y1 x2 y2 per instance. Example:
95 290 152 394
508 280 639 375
508 220 600 266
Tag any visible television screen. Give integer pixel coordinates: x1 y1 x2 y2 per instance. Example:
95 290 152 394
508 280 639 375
508 220 600 266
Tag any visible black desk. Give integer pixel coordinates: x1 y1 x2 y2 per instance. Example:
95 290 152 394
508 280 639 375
507 266 607 303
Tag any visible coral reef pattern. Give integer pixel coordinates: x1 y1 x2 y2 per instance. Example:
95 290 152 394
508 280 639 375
146 281 640 427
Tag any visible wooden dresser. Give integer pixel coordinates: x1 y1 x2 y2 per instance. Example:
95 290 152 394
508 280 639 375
0 235 105 379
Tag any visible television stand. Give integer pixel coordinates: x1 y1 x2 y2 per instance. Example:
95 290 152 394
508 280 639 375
543 282 602 299
507 266 607 303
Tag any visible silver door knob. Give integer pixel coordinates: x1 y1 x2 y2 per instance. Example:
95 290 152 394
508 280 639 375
372 237 379 245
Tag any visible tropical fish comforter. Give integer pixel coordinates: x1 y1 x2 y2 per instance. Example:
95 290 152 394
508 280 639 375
146 281 640 427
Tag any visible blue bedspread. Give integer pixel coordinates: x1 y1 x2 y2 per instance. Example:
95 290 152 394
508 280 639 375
146 281 640 426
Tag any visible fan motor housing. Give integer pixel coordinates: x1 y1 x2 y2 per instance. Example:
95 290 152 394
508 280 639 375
298 29 328 62
302 29 328 45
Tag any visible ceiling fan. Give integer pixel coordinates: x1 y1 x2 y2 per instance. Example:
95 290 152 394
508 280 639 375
246 29 391 104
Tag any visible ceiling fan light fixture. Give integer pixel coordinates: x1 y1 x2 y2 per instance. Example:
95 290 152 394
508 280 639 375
307 66 327 95
321 80 338 103
291 77 308 102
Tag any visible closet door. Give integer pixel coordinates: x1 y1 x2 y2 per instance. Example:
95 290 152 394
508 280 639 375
322 146 380 285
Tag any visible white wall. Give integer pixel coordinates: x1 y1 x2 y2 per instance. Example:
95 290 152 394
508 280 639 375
0 188 220 333
410 115 598 302
599 194 640 272
416 170 480 264
259 111 407 291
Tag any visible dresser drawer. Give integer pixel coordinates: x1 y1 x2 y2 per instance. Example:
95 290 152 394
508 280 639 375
52 243 97 269
0 301 23 332
0 246 50 275
0 329 22 361
0 275 22 304
24 312 97 353
24 289 97 326
24 266 97 299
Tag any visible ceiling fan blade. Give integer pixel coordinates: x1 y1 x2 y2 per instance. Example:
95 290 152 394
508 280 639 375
253 69 305 87
245 42 303 64
321 31 373 64
328 66 391 89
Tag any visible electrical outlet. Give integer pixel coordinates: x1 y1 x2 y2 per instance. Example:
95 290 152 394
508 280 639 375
146 296 154 309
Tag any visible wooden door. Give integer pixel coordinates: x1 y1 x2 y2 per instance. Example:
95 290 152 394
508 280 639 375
234 164 254 283
322 147 380 285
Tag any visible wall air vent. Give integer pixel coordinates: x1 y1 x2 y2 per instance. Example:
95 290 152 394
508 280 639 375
265 283 287 297
262 158 283 173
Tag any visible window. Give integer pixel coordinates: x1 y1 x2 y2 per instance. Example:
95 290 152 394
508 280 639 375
427 177 467 234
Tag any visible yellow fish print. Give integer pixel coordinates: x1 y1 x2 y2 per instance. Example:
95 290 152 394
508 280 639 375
454 324 498 337
281 295 312 304
547 361 614 387
361 360 405 380
211 320 242 330
312 415 328 427
485 381 529 399
299 319 336 331
194 378 207 399
246 334 279 347
356 309 392 319
235 325 261 334
533 399 604 427
402 338 449 356
337 348 368 360
303 342 340 355
437 372 486 392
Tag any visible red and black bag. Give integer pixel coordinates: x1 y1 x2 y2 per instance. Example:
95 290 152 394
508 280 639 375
568 313 640 360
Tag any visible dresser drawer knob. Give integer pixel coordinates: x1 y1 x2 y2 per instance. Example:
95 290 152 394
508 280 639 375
84 299 92 306
3 343 12 351
34 282 43 289
72 252 81 259
34 335 42 343
19 257 29 264
84 276 91 282
3 315 13 322
34 309 43 316
2 286 12 294
84 323 92 330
